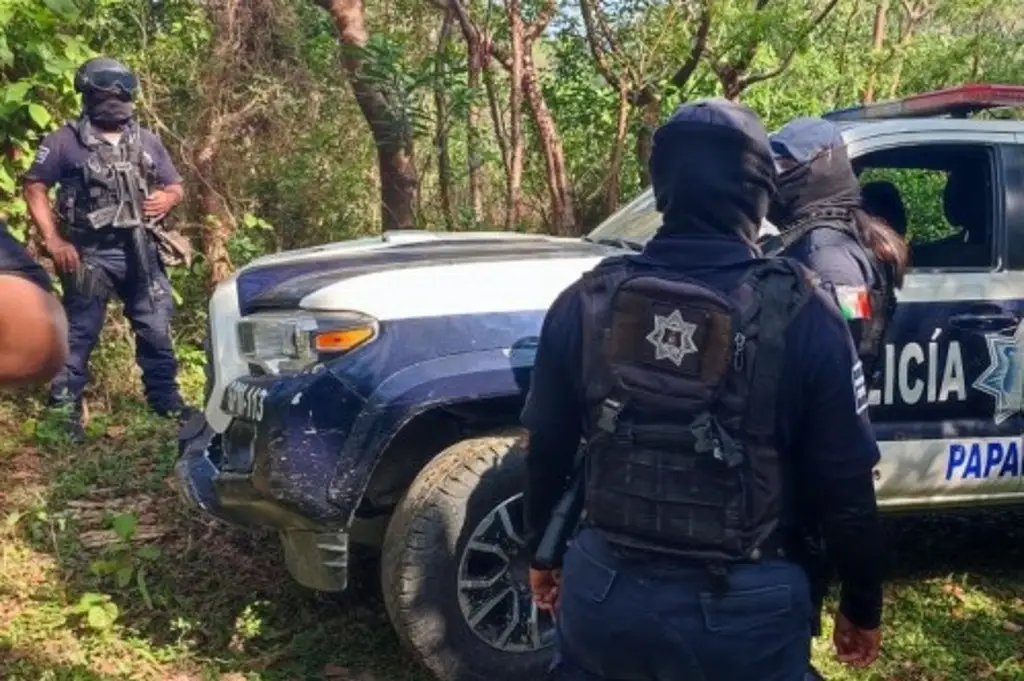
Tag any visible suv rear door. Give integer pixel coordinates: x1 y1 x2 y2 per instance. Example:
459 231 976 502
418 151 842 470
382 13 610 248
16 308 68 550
848 127 1024 508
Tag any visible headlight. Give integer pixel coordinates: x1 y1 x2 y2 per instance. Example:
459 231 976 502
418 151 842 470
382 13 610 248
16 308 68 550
236 310 378 376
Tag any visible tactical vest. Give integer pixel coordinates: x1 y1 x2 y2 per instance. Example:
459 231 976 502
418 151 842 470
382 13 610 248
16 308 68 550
759 208 895 377
57 118 156 233
579 256 815 563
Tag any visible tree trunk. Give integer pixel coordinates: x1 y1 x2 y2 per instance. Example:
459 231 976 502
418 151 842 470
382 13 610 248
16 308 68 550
194 0 239 290
605 84 630 215
863 0 889 103
505 0 525 230
635 96 660 188
434 11 455 230
466 48 483 226
522 52 576 235
317 0 418 231
196 135 234 289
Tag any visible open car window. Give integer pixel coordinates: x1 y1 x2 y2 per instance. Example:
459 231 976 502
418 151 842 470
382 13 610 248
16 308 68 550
855 143 999 271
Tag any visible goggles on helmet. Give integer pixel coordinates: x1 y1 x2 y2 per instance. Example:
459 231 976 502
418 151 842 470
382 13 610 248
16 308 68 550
82 69 138 96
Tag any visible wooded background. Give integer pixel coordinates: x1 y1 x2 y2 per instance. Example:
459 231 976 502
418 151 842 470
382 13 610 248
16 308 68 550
2 0 1024 347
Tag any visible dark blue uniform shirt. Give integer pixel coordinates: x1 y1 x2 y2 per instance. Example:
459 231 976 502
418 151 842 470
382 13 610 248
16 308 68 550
0 222 52 292
23 123 182 189
783 226 876 297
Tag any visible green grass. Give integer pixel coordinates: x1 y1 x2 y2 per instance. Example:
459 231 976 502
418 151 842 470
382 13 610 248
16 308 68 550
1 386 1022 681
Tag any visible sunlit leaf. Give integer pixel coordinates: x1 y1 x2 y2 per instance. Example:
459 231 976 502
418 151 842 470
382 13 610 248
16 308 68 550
27 103 52 128
4 81 32 105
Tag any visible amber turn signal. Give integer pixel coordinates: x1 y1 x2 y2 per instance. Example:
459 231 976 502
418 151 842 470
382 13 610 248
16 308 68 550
313 326 375 353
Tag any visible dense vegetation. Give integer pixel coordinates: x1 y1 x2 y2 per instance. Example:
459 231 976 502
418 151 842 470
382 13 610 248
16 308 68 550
2 1 1024 679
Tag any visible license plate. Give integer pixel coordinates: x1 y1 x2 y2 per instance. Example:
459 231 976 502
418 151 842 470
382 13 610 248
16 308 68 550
221 380 269 422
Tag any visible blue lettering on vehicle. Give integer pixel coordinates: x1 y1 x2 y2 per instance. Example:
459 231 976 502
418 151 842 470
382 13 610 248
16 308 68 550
945 440 1022 480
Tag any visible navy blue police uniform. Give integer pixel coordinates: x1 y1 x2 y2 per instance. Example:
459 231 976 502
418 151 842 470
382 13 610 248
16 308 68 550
23 83 186 420
0 222 52 293
523 101 886 681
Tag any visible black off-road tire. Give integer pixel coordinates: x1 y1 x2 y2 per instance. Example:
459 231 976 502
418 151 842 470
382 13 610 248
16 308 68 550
381 430 554 681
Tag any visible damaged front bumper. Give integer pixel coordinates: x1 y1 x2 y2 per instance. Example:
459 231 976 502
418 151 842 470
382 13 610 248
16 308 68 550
175 370 366 592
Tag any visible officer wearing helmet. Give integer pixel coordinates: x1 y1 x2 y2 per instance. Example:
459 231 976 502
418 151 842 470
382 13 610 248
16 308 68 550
22 57 191 439
523 100 887 680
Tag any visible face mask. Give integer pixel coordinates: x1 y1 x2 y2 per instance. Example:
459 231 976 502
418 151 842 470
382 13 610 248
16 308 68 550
85 94 133 128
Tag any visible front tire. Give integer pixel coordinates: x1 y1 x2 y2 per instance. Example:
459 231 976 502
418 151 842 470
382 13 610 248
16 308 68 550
381 430 556 681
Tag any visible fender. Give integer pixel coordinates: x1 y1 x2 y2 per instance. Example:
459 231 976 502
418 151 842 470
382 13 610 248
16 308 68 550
327 341 539 522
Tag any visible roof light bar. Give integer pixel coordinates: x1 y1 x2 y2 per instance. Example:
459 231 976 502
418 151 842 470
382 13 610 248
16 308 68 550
823 84 1024 122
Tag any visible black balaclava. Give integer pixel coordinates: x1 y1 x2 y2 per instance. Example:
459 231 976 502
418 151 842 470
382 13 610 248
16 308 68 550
766 117 861 227
649 99 777 245
84 91 133 130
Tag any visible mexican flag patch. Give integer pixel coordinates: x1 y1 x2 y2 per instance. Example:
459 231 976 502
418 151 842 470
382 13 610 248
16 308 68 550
834 285 872 320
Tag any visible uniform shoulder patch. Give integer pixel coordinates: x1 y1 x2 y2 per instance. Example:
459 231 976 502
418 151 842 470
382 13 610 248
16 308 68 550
852 360 869 415
33 146 50 165
834 284 872 321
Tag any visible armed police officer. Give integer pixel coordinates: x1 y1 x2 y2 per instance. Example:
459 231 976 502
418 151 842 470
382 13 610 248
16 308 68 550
523 100 887 681
22 57 190 439
0 219 68 386
763 118 907 681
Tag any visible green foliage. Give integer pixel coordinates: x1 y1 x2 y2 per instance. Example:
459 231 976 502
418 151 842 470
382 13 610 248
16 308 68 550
88 512 162 610
69 591 120 632
860 167 955 244
0 0 94 228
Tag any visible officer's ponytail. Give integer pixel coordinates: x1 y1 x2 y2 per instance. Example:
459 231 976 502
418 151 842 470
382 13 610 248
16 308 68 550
854 211 909 289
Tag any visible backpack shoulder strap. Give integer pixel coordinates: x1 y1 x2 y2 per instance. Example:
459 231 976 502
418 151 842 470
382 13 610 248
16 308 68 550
777 208 859 252
736 258 817 439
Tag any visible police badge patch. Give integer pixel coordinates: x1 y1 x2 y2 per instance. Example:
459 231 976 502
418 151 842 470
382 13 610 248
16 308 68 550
34 146 50 165
646 309 699 367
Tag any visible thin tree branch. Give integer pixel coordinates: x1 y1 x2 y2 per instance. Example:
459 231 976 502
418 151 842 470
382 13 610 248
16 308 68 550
739 0 842 90
579 0 623 90
670 0 711 87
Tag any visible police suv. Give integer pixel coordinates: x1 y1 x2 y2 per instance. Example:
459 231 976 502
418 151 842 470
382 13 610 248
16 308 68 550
177 85 1024 681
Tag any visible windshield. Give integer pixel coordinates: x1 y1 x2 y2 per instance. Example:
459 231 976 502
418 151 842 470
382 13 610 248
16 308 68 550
585 189 661 246
584 187 778 246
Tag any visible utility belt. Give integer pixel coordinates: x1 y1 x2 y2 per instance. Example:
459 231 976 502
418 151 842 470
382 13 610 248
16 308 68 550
65 224 139 249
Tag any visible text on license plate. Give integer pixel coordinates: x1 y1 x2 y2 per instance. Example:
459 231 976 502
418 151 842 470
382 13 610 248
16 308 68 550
222 380 268 422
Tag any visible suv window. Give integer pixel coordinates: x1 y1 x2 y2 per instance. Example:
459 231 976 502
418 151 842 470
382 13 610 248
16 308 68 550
854 144 998 271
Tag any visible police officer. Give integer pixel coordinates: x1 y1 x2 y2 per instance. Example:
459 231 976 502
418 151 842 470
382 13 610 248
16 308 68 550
765 117 908 378
763 119 907 681
22 57 189 439
523 100 886 681
0 220 67 385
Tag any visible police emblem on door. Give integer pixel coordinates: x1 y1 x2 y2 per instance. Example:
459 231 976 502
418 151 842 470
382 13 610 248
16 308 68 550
973 319 1024 425
646 309 699 367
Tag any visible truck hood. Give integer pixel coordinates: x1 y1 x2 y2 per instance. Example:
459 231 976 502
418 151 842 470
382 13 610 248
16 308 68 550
235 230 618 320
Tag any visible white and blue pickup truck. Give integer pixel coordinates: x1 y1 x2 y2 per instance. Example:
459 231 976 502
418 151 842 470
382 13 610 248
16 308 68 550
177 84 1024 681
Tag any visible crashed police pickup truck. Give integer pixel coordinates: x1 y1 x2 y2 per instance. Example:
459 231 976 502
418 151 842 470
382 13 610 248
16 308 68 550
177 84 1024 681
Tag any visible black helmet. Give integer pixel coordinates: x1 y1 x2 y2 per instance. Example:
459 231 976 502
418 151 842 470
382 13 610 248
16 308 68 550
74 57 138 97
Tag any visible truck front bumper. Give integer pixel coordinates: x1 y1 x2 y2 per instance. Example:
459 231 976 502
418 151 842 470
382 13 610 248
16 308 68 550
175 371 365 592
